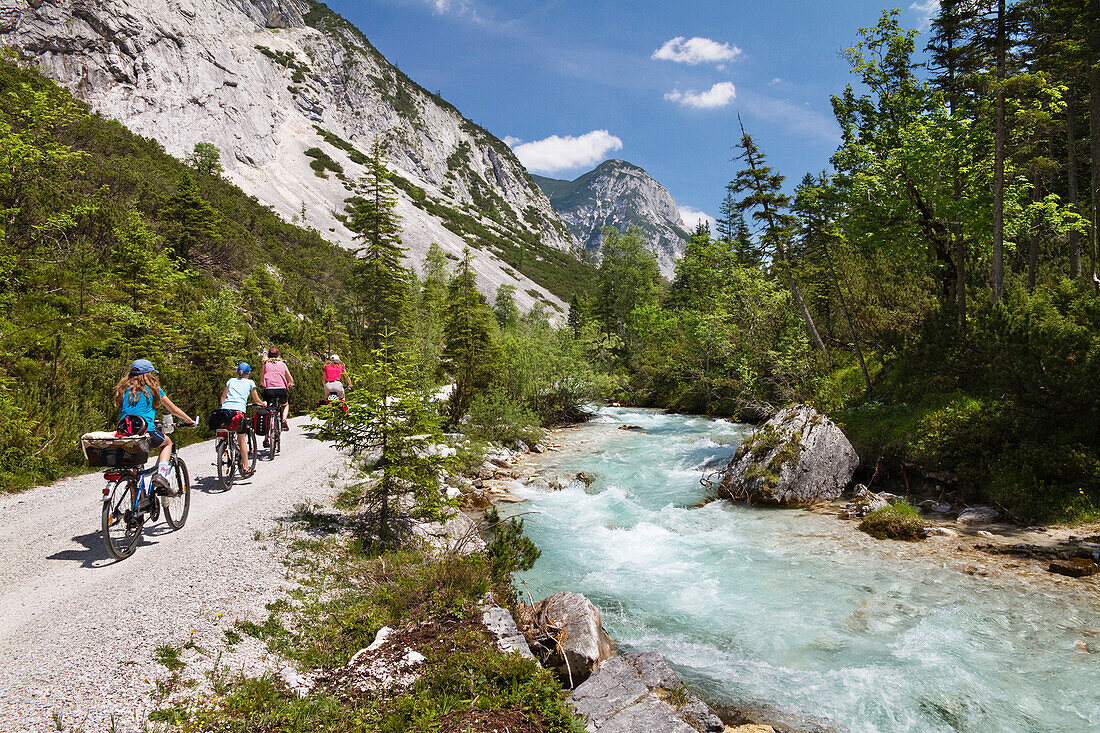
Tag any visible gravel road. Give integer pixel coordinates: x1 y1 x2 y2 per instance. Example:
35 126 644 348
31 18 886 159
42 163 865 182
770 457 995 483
0 418 345 731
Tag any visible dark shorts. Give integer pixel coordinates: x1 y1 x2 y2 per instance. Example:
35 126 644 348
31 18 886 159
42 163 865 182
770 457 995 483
263 388 288 406
147 429 166 450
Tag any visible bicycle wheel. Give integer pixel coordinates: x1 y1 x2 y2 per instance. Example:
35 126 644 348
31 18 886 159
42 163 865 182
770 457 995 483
266 413 280 460
216 437 236 491
246 430 257 469
102 475 142 560
162 457 190 529
272 417 281 456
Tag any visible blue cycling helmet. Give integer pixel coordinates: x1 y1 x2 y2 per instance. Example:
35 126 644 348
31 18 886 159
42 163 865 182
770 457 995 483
237 362 252 374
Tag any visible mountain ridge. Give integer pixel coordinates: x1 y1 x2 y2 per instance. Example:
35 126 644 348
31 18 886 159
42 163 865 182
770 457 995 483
0 0 584 313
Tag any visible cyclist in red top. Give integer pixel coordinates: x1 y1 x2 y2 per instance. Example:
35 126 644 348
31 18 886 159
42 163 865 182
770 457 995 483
322 354 349 400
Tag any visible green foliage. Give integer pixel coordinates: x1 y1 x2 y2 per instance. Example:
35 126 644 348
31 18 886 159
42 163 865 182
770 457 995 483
314 344 454 551
859 502 926 541
343 138 410 347
483 506 541 598
466 384 543 446
443 248 496 423
0 58 358 491
493 283 519 327
304 147 344 179
186 142 223 176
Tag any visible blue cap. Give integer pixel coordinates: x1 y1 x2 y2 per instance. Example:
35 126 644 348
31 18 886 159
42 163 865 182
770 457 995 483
129 359 158 376
237 362 252 374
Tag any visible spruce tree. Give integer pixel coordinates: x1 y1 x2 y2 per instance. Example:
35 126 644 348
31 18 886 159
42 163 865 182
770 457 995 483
344 137 411 346
443 248 496 424
315 343 453 552
728 117 826 352
493 284 520 327
159 170 220 263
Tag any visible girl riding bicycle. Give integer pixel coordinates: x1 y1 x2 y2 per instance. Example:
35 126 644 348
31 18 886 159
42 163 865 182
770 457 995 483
259 347 294 430
220 362 266 476
115 359 197 493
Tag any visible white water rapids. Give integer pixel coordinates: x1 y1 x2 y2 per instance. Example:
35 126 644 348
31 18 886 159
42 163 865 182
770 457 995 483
500 407 1099 733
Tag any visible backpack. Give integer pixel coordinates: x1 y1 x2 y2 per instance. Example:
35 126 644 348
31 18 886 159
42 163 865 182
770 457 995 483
116 415 148 437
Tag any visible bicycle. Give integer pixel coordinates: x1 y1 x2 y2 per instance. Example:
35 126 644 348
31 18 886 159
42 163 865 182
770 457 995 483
214 407 259 490
259 400 283 461
99 418 196 560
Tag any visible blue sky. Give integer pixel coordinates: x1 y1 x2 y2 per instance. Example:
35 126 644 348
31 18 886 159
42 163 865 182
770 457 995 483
324 0 938 228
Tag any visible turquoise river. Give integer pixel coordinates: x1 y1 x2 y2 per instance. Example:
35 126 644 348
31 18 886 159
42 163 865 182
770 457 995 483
500 407 1100 733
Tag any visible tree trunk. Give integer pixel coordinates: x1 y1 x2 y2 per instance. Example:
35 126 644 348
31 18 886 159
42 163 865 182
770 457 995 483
1028 170 1040 291
1067 91 1081 280
822 236 872 394
992 0 1006 303
1091 5 1100 295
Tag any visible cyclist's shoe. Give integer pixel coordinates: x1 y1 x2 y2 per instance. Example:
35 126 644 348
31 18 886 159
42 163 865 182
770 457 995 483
152 473 175 495
263 437 270 448
241 466 256 478
281 420 289 431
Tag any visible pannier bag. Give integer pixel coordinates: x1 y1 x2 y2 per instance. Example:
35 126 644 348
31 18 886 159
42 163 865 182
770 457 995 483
252 411 269 436
208 409 243 431
81 432 150 467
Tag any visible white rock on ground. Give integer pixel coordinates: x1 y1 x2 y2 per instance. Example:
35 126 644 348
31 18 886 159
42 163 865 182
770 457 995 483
0 417 347 732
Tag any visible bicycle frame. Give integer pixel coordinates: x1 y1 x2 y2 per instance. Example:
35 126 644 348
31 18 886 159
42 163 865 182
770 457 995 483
102 426 181 513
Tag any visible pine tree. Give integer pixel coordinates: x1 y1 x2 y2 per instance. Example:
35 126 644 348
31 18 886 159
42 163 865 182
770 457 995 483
443 248 496 424
728 116 827 352
344 137 411 346
731 214 760 267
159 170 221 264
314 343 453 552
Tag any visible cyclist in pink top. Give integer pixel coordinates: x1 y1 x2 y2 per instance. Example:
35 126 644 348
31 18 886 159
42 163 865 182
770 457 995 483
322 354 349 401
259 347 294 430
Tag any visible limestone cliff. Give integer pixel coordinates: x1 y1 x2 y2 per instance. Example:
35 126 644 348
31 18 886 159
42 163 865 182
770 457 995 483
0 0 578 312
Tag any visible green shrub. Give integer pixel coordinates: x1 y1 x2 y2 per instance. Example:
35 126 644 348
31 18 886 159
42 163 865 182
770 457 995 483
465 385 543 446
859 503 926 541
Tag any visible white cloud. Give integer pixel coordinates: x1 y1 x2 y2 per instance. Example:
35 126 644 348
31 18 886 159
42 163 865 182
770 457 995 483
769 77 782 86
652 36 742 65
511 130 624 174
664 82 736 110
503 135 523 147
679 205 716 232
910 0 939 30
422 0 479 20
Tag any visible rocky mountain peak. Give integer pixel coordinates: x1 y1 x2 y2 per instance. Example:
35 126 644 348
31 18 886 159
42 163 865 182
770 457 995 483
533 159 690 276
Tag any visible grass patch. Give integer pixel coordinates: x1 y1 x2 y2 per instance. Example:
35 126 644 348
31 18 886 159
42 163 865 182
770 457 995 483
859 503 926 541
154 644 186 672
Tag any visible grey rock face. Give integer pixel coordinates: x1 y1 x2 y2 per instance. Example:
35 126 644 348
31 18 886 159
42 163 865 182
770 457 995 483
719 404 858 506
533 159 690 276
0 0 574 314
569 652 723 733
481 605 534 659
518 591 614 686
411 512 486 555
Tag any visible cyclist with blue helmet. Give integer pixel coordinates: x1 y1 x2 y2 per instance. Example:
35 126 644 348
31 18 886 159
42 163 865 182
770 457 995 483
115 358 198 492
220 362 266 476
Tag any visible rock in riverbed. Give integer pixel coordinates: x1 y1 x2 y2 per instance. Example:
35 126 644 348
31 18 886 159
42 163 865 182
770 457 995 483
1049 557 1099 578
957 506 1000 525
718 404 858 506
517 592 614 686
569 652 724 732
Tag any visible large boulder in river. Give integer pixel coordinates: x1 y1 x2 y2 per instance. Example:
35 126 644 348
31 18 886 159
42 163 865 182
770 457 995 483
718 404 858 506
569 652 724 732
516 592 614 686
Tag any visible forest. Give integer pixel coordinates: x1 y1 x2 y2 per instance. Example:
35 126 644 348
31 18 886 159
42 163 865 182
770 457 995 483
3 0 1100 524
